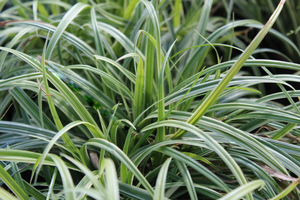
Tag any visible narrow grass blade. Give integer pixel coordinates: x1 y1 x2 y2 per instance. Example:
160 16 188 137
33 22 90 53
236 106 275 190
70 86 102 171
10 162 26 192
9 87 56 130
85 138 154 195
34 121 90 182
0 26 33 72
191 0 212 48
62 154 104 193
96 22 143 57
153 157 172 200
94 55 136 83
48 154 76 200
91 7 104 56
272 123 297 140
123 0 139 19
141 0 165 142
0 164 30 200
23 181 46 200
144 24 155 111
175 160 198 200
156 39 177 141
103 159 120 200
0 121 56 142
268 179 300 200
0 149 77 170
119 182 152 200
46 3 89 59
46 168 58 200
7 20 95 57
133 56 144 120
219 180 265 200
0 187 18 200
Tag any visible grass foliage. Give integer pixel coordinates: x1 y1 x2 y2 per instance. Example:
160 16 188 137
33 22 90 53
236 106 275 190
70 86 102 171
0 0 299 199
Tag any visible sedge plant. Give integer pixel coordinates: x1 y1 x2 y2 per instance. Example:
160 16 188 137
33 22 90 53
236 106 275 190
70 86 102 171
0 0 299 199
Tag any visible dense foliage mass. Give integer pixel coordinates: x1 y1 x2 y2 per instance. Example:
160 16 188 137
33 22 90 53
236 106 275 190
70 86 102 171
0 0 299 199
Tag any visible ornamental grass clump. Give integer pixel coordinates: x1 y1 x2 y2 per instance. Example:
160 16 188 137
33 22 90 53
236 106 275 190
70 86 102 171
0 0 299 199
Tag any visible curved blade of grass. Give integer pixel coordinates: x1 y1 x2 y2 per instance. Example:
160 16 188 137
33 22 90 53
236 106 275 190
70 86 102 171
73 171 103 199
96 22 144 58
123 0 139 19
209 102 300 120
263 138 300 158
46 3 89 59
119 182 152 200
1 1 71 15
218 180 265 200
94 55 136 83
175 160 198 200
229 112 300 124
46 167 57 200
0 26 33 73
0 120 58 144
133 56 144 120
0 72 39 88
0 164 30 200
191 0 212 50
47 154 76 200
9 87 56 130
103 158 120 200
90 7 104 56
84 138 154 195
0 187 18 200
23 180 46 200
260 146 300 177
172 0 287 139
202 59 300 76
7 20 95 57
65 188 105 200
153 157 172 200
34 121 91 183
0 149 52 165
258 90 300 103
268 179 300 200
156 39 177 141
62 154 104 193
